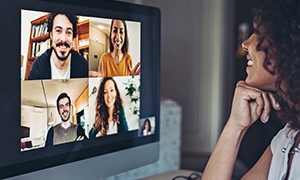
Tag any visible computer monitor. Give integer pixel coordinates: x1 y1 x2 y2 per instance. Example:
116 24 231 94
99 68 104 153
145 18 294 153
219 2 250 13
0 0 160 179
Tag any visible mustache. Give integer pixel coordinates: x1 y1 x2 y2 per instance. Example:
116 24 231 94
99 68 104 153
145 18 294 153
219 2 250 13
56 42 71 48
62 110 69 114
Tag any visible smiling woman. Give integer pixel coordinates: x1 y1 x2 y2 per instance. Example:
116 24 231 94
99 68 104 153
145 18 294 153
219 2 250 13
96 19 141 77
242 33 278 91
202 0 300 179
89 77 129 137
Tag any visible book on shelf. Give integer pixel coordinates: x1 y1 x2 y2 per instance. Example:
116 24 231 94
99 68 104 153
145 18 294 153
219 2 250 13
31 25 37 38
31 23 48 38
31 41 49 57
78 39 89 47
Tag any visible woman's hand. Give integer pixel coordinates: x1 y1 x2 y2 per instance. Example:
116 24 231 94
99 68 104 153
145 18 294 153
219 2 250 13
202 81 281 180
127 61 141 75
228 81 281 131
89 70 101 77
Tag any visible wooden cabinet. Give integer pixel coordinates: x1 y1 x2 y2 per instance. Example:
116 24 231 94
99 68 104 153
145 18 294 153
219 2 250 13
25 15 89 80
72 87 88 124
76 19 89 60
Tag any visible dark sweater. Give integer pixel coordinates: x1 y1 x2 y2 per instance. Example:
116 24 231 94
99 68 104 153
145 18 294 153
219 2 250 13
28 48 88 80
45 123 87 146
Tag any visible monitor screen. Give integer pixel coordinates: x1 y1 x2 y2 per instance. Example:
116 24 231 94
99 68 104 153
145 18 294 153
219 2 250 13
0 0 160 178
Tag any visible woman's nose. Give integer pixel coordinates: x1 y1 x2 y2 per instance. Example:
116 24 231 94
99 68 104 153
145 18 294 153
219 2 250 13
116 32 121 39
242 39 249 52
242 35 252 52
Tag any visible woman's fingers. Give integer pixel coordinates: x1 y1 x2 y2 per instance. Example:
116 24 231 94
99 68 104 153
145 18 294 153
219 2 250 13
132 62 141 75
260 91 271 123
239 86 264 118
268 92 281 110
236 81 272 123
127 61 141 75
89 70 101 77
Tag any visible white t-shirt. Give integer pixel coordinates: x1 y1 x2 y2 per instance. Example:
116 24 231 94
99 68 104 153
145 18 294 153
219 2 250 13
268 124 300 180
107 121 118 135
95 121 118 137
50 57 70 79
143 129 152 136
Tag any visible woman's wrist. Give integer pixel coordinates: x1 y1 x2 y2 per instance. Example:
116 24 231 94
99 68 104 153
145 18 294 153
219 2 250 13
224 117 248 142
228 114 251 131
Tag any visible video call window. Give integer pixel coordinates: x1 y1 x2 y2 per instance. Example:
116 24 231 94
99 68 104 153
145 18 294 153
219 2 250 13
139 117 155 137
20 9 152 152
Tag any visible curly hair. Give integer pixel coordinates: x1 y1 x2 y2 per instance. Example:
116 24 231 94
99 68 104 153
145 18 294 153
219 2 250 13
94 77 123 136
109 19 129 54
252 0 300 129
47 12 78 38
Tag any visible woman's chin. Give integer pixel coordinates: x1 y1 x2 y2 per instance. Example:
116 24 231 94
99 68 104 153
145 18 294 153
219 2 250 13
245 78 256 87
245 78 275 92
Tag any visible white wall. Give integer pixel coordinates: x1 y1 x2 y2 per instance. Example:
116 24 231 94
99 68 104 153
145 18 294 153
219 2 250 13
126 21 141 66
119 0 235 154
21 10 46 80
21 105 48 142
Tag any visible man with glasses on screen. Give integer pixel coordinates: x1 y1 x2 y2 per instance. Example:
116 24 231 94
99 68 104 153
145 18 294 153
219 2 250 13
45 93 86 146
28 12 88 80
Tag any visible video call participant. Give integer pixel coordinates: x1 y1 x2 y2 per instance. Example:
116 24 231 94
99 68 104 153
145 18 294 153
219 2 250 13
202 0 300 179
90 19 140 77
28 12 88 80
141 119 152 136
89 77 128 138
45 93 86 146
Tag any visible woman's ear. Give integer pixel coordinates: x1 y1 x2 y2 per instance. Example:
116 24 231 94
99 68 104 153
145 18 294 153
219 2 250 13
266 46 278 74
268 58 277 72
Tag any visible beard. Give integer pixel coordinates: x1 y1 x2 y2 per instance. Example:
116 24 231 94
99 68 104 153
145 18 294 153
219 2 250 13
60 110 70 122
53 42 71 61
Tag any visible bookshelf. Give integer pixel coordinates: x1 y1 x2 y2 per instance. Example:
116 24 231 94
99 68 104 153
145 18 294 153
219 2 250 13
25 15 89 80
25 14 49 80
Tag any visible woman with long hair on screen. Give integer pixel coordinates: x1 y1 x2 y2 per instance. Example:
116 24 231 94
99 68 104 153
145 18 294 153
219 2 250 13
89 19 140 77
141 118 152 136
89 77 128 138
202 0 300 179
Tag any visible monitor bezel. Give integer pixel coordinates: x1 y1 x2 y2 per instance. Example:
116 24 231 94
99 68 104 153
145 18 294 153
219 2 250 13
0 0 160 178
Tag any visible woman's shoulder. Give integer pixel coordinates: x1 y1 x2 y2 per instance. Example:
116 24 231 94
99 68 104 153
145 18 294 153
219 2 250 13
270 123 298 153
124 53 132 60
272 124 294 140
120 107 125 114
119 107 127 122
101 52 111 59
281 123 299 137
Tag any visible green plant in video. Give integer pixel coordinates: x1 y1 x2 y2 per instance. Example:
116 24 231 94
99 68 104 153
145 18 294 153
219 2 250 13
124 76 140 116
